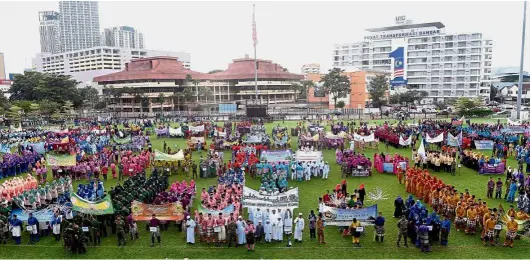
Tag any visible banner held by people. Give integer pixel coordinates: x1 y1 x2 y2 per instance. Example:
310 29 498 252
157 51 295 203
242 186 299 210
131 200 186 221
70 193 115 215
320 205 378 226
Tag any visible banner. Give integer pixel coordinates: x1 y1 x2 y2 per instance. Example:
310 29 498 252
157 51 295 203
11 208 56 222
321 205 378 225
260 150 293 162
61 137 69 144
417 138 426 158
113 135 132 144
474 140 494 150
155 128 169 135
46 154 76 166
190 136 205 144
131 200 185 221
189 125 205 133
198 204 235 216
507 118 521 126
399 135 411 146
26 142 46 154
294 150 322 162
353 133 375 142
501 126 528 134
70 193 115 215
215 130 227 138
446 133 460 147
154 149 184 161
426 133 444 143
169 127 184 137
242 187 299 210
245 135 263 143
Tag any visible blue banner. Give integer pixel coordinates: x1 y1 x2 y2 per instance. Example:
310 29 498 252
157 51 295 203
474 140 494 150
25 142 46 154
383 163 394 173
389 47 407 87
446 133 460 147
198 204 235 216
11 208 54 222
260 150 293 162
501 126 528 134
321 204 378 226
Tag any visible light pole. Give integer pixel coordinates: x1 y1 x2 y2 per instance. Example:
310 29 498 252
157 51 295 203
517 1 527 120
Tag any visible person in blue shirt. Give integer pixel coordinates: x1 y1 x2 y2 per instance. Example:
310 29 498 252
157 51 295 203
10 214 23 245
440 217 451 246
374 212 385 243
27 212 39 244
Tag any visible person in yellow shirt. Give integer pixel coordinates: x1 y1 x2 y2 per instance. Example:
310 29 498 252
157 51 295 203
507 205 516 218
466 206 477 234
504 216 518 248
515 209 530 220
483 215 496 246
455 202 466 231
349 218 362 247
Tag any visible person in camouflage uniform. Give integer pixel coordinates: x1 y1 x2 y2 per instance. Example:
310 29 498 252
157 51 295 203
91 216 101 246
226 217 238 247
115 215 126 247
0 218 6 244
396 215 409 247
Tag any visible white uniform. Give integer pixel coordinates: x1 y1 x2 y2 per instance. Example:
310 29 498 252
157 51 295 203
254 210 263 227
186 219 196 243
264 221 272 242
294 217 305 241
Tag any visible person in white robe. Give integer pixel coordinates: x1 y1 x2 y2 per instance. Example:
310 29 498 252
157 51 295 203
271 210 278 240
273 217 282 242
253 208 263 227
262 209 270 224
186 216 196 244
236 216 246 245
264 220 272 242
323 162 330 179
294 213 305 242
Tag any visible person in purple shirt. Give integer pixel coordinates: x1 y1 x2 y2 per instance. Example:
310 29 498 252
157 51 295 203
149 214 161 247
487 177 495 199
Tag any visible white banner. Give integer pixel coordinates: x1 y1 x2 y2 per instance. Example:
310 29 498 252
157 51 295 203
353 133 375 142
215 130 226 137
242 187 299 210
190 136 205 144
189 125 205 132
169 127 183 136
295 150 323 162
508 118 521 126
426 133 444 143
399 135 412 146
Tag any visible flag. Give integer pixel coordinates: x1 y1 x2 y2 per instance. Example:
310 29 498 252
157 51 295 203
417 138 426 159
458 131 463 146
252 4 258 47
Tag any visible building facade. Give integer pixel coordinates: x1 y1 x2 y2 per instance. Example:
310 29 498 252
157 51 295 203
301 63 320 76
39 11 61 54
33 47 191 87
0 53 5 80
101 26 145 49
332 16 493 102
93 56 303 113
306 70 389 109
59 1 101 52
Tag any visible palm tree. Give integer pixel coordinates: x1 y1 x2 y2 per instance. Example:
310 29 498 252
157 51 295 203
199 87 213 104
156 93 165 112
186 74 200 102
182 87 195 104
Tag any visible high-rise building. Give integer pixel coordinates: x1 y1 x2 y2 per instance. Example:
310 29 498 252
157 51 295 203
332 16 493 102
0 53 6 80
101 26 145 49
301 63 320 75
39 11 61 54
59 1 100 52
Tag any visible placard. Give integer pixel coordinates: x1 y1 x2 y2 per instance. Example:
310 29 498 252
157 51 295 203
150 227 158 232
284 226 292 233
427 226 433 231
82 227 89 232
214 226 222 232
356 227 364 232
26 226 33 231
495 224 502 230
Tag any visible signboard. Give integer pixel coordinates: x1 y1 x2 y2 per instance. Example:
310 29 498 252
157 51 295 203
260 150 293 162
294 150 323 162
320 205 378 226
46 154 77 167
70 193 115 215
242 187 299 210
131 200 185 221
154 149 184 161
474 140 494 150
198 204 235 216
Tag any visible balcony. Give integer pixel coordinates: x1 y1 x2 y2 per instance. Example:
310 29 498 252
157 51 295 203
235 81 293 86
110 82 180 88
236 90 295 95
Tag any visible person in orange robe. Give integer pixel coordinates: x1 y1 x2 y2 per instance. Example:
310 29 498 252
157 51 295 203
483 215 497 246
466 206 478 234
455 202 466 231
504 216 518 248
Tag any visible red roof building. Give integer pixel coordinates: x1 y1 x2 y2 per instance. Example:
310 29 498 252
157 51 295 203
95 56 303 114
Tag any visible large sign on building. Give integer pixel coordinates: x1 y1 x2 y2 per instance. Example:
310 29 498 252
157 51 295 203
388 47 407 87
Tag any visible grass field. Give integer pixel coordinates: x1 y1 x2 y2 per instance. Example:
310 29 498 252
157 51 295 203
0 119 528 259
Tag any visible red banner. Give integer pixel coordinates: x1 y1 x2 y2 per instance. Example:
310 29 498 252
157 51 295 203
131 201 185 221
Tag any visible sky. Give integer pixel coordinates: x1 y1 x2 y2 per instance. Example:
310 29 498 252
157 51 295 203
0 1 529 76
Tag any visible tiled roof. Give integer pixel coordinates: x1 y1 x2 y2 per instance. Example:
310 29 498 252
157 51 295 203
94 56 303 82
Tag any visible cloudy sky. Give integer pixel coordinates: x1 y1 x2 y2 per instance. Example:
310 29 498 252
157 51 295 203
0 1 528 76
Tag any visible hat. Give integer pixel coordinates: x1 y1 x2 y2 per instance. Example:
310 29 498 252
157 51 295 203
258 220 262 223
299 213 303 216
186 216 190 219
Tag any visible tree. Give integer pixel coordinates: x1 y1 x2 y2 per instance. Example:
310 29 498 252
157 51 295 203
182 87 195 103
388 91 428 105
208 69 224 74
186 74 200 102
455 97 481 113
61 101 74 120
9 71 83 107
133 94 143 113
156 93 165 112
6 105 22 127
490 86 501 102
0 94 10 114
38 99 60 116
199 87 213 104
336 101 346 109
79 86 100 108
368 74 389 108
320 68 351 107
301 80 314 100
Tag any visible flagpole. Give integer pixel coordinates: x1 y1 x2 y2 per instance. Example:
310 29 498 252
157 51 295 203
253 4 258 102
517 1 527 120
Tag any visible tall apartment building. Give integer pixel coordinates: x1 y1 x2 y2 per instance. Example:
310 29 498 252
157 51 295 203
332 16 493 102
33 47 191 87
101 26 145 49
59 1 100 52
301 63 320 75
0 53 5 80
39 11 61 54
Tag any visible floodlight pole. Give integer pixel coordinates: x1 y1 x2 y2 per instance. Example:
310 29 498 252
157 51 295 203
517 1 527 120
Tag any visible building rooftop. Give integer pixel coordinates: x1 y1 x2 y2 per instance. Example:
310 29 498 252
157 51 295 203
94 56 303 82
365 22 445 32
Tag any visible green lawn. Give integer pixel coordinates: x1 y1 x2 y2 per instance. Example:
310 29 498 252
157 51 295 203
0 119 527 259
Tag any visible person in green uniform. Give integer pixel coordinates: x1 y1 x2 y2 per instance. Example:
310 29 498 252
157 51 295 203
115 215 126 247
91 216 101 246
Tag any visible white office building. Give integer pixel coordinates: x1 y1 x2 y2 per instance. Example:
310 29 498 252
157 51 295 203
332 16 493 102
59 1 101 52
301 63 321 75
101 26 145 49
39 11 61 54
33 46 191 89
